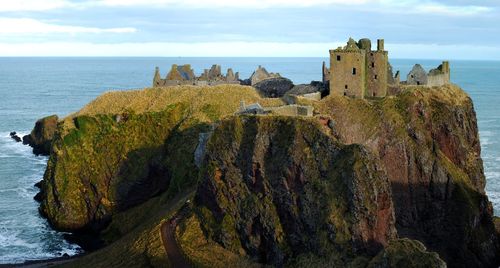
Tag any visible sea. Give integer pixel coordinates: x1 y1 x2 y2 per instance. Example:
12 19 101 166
0 57 499 263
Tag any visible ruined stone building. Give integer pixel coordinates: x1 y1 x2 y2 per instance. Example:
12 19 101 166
153 64 240 87
326 38 395 98
323 38 450 99
406 61 450 87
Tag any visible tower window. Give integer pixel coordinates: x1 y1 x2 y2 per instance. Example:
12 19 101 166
337 55 341 61
352 68 356 75
345 85 348 89
374 75 378 80
371 62 375 68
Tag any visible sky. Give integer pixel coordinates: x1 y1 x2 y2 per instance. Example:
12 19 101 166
0 0 499 59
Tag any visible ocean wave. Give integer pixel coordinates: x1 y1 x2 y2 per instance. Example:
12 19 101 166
0 231 37 249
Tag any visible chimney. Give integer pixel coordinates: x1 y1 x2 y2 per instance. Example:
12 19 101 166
377 39 385 51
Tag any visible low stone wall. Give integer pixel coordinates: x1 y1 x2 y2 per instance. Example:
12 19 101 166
267 104 313 117
427 73 449 87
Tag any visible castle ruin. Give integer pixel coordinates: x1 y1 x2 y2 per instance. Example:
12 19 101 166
151 38 451 101
324 38 451 98
153 64 240 87
406 61 450 87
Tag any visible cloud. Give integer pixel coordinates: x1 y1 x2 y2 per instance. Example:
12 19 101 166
0 41 497 60
379 0 493 16
0 18 136 34
0 0 71 12
95 0 373 8
415 3 491 16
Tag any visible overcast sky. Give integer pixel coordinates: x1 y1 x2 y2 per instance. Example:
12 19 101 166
0 0 499 59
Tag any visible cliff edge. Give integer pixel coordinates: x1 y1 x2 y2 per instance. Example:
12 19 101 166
31 84 500 267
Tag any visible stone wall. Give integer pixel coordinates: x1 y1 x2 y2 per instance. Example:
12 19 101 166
366 51 388 97
330 49 366 98
268 104 313 117
427 73 449 87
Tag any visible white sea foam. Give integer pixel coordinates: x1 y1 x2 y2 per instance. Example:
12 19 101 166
0 130 81 264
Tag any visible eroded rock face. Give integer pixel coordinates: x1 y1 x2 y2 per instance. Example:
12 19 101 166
317 85 500 267
195 116 397 266
23 115 58 155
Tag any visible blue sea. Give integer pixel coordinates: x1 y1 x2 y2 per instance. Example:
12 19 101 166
0 57 499 263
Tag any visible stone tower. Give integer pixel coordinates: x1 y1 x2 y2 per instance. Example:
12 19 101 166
330 38 366 97
366 39 388 97
329 38 389 98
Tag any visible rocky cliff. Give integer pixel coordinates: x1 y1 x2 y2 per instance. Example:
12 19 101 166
314 84 500 267
193 116 398 266
32 84 500 267
23 114 58 155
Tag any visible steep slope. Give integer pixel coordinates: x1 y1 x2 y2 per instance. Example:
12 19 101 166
315 84 500 267
193 116 397 266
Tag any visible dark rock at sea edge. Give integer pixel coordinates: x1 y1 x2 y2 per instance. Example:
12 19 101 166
34 180 43 189
23 115 58 156
34 191 43 202
9 131 21 142
63 231 104 252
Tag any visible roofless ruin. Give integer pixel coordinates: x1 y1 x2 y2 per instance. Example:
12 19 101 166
152 38 451 99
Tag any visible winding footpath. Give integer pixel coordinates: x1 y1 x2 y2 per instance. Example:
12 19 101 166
161 216 190 268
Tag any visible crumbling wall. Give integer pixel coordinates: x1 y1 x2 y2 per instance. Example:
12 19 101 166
407 64 428 86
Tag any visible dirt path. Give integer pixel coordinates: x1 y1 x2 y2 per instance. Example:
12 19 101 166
161 217 190 268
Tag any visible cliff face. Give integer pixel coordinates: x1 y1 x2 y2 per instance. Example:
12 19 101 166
34 84 500 267
194 116 396 266
315 84 500 267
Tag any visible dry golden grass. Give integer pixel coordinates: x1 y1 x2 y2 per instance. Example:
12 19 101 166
75 85 284 117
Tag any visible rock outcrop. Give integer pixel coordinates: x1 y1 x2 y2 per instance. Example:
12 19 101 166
368 238 446 268
253 77 294 98
194 116 397 266
10 131 21 142
22 115 58 156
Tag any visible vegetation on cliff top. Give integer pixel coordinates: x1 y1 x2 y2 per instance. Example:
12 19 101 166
36 83 499 267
